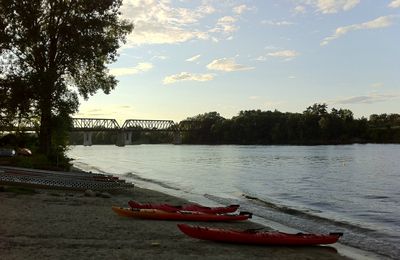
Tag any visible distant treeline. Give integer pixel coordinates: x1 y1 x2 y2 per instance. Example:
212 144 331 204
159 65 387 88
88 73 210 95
68 104 400 145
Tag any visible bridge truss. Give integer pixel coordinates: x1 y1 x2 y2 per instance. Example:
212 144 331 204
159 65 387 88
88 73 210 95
72 118 120 131
1 118 202 145
121 119 177 131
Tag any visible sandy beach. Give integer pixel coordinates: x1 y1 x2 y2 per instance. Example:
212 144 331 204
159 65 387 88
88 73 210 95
0 180 352 260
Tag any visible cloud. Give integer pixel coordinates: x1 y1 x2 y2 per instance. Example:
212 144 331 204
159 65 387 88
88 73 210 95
257 50 300 61
233 4 251 14
321 16 394 46
206 58 254 72
332 93 399 104
389 0 400 8
163 72 214 84
267 50 300 58
261 20 294 26
211 16 238 34
186 54 201 62
294 0 360 14
294 5 306 13
109 63 153 76
121 1 215 46
151 55 167 60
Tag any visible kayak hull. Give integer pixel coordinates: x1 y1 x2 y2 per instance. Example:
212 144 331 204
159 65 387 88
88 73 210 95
112 207 251 222
128 200 239 214
177 224 343 246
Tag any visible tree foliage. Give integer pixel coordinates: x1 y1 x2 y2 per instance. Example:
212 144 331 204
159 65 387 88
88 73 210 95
0 0 133 157
178 104 400 145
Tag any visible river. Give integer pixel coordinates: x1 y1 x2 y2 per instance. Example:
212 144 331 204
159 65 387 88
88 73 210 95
67 144 400 259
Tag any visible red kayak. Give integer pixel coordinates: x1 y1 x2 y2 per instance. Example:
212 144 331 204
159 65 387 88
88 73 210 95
177 224 343 246
128 200 239 214
112 207 251 222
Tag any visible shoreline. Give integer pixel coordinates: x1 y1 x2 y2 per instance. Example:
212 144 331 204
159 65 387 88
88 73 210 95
0 165 387 259
0 174 350 260
128 181 387 260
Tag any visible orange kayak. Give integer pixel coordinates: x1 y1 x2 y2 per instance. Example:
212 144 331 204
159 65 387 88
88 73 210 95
112 206 251 221
178 224 343 246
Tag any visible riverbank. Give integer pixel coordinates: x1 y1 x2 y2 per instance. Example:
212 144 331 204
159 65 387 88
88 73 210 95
0 182 351 260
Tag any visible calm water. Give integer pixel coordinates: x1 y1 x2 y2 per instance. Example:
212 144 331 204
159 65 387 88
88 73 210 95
67 144 400 259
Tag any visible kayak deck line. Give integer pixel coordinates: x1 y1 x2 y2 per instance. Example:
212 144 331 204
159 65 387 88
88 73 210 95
128 200 240 214
112 206 252 221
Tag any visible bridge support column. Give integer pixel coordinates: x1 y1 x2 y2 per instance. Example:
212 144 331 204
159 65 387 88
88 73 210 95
173 132 182 144
116 131 125 147
124 131 132 145
83 132 93 146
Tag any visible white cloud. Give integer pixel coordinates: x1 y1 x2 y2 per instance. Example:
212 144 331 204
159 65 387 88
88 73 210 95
151 55 167 60
121 1 215 46
294 0 360 14
294 5 306 13
389 0 400 8
207 58 254 72
233 4 251 14
261 20 294 26
332 93 400 104
109 63 153 76
267 50 300 58
257 50 300 61
186 54 201 62
211 16 238 34
163 72 214 85
321 16 394 46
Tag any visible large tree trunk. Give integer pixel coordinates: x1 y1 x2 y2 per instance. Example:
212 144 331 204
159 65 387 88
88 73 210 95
38 79 53 157
39 101 52 157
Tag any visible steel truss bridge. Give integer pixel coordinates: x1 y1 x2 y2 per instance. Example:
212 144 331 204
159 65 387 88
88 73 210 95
1 118 200 146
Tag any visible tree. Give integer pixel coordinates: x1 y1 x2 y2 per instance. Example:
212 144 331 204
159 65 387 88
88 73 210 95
304 103 328 116
183 112 225 144
0 0 133 156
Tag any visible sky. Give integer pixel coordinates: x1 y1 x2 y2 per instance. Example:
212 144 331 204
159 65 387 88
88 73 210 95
75 0 400 124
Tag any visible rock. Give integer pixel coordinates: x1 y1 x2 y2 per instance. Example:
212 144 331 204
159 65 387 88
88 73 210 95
84 189 96 197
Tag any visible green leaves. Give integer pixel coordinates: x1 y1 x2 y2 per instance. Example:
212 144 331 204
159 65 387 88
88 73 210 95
0 0 133 155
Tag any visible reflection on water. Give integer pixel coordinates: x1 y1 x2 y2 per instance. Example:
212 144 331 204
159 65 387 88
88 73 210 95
68 144 400 259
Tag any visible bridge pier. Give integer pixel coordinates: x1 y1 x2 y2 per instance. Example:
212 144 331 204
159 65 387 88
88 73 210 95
116 131 125 147
124 131 132 145
83 132 93 146
173 132 182 144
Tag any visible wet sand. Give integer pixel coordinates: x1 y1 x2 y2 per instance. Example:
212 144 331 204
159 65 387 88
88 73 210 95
0 184 351 260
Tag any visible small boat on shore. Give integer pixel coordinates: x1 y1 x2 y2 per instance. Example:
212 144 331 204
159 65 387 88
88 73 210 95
177 224 343 246
128 200 239 214
112 206 252 221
